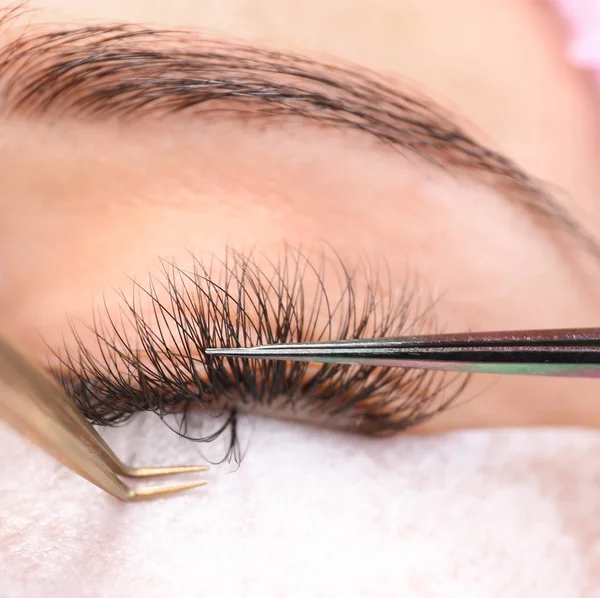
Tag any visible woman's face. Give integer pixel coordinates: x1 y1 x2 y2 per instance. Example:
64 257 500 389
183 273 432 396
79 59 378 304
3 0 600 438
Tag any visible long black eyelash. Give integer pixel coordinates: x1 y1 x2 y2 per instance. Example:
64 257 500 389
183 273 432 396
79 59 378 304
48 247 469 463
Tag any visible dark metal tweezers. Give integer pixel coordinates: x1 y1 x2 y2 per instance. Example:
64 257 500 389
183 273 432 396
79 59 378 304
206 327 600 378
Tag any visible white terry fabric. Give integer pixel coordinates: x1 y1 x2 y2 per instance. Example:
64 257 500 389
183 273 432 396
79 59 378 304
1 412 600 597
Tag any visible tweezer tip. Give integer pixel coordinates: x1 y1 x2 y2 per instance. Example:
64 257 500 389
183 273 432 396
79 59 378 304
127 479 208 502
124 463 209 478
205 343 324 360
205 346 261 357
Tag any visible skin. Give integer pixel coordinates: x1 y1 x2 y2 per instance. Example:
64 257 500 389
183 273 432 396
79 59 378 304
2 0 600 432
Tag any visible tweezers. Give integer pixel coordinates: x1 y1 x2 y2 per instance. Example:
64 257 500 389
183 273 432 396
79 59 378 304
0 334 207 501
4 327 599 502
206 327 600 378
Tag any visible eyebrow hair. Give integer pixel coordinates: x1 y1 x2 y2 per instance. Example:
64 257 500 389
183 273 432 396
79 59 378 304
1 11 598 258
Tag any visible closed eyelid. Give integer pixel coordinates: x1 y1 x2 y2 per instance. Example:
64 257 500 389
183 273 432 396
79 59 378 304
46 248 469 462
0 9 596 259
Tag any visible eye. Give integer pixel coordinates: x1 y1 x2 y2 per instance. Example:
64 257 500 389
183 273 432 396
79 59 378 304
48 248 468 462
3 12 598 450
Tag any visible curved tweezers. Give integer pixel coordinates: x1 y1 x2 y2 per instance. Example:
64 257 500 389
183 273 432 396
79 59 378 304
0 334 207 501
206 327 600 378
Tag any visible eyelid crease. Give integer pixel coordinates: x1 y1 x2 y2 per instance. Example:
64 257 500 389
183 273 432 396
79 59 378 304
46 247 469 463
0 8 598 260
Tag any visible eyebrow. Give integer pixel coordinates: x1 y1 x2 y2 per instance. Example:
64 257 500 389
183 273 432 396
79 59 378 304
1 12 598 258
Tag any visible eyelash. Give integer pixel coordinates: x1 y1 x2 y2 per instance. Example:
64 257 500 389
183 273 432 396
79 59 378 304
48 248 468 463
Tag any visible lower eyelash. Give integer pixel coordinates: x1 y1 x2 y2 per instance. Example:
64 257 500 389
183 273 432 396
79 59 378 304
48 247 469 463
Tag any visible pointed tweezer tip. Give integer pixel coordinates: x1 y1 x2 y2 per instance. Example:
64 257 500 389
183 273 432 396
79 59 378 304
127 479 208 502
204 343 341 363
124 464 209 478
205 345 313 360
205 347 259 358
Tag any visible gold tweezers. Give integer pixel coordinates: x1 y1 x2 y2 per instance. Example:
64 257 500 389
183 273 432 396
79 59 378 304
0 334 207 501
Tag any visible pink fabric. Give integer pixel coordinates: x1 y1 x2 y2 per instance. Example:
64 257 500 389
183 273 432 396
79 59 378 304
551 0 600 87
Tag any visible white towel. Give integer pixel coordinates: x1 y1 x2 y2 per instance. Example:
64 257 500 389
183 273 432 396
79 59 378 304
1 411 599 597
